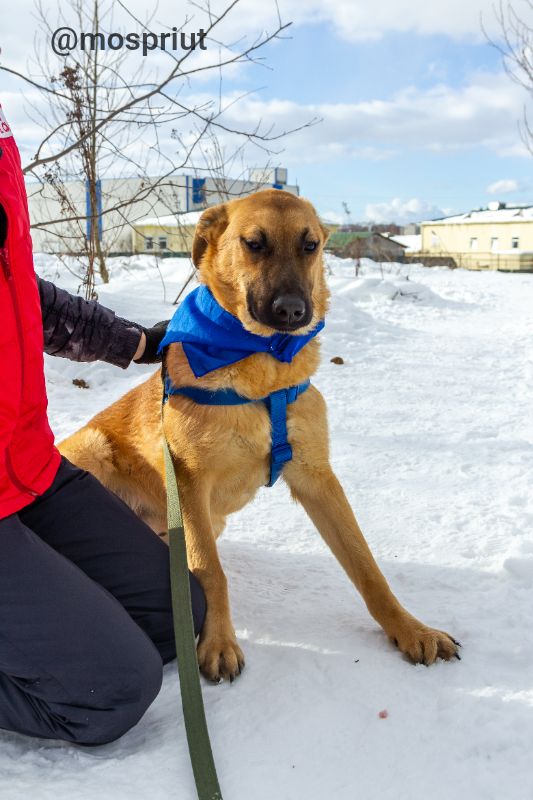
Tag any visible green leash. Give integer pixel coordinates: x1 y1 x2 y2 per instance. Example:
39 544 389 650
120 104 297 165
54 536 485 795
163 437 223 800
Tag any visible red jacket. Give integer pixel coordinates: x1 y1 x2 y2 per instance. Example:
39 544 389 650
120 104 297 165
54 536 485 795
0 104 60 518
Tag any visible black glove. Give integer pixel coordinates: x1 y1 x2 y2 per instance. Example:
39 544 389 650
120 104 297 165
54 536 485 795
133 320 169 364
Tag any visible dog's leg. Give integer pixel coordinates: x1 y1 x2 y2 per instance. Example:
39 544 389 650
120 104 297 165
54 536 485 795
178 479 245 682
285 463 459 665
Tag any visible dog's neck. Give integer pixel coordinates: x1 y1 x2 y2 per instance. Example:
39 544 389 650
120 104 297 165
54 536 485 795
165 338 321 400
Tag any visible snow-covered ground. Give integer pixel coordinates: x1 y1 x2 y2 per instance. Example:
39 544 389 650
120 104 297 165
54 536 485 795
3 254 532 800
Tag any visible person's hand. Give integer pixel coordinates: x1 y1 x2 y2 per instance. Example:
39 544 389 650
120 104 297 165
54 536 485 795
133 320 169 364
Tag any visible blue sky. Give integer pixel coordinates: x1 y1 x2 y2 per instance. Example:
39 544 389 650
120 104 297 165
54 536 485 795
215 17 532 222
1 0 531 224
253 26 498 103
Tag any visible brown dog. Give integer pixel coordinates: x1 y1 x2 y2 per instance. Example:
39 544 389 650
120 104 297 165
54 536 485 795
59 189 459 681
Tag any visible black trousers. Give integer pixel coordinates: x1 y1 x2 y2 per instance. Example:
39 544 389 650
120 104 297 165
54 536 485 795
0 458 206 746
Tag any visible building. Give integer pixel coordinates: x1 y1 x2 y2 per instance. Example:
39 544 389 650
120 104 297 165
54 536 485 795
26 167 298 255
326 230 407 262
132 211 201 256
401 223 420 235
420 203 533 271
133 211 340 256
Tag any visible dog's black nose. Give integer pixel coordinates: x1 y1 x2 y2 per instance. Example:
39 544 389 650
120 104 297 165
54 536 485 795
271 294 306 327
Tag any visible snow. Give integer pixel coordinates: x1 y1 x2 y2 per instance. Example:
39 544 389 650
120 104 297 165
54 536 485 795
3 253 533 800
134 211 204 228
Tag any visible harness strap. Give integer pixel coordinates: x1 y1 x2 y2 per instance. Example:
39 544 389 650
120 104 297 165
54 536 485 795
163 375 310 486
164 377 252 406
265 390 292 486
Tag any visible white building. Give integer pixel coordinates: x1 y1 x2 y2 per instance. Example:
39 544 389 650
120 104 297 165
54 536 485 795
420 202 533 271
26 167 298 254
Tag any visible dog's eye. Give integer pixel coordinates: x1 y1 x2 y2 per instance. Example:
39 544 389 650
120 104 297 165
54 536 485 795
243 239 263 252
303 241 318 252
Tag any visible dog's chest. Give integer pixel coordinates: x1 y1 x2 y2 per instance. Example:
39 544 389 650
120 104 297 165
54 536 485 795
170 389 312 511
209 401 272 470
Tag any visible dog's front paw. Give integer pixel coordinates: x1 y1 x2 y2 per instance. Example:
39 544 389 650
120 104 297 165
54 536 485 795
388 615 461 665
197 634 245 683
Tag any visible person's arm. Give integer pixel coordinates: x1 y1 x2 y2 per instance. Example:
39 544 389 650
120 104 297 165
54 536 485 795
38 277 166 368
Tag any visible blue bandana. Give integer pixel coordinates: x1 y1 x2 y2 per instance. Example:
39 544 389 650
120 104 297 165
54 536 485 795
158 286 325 378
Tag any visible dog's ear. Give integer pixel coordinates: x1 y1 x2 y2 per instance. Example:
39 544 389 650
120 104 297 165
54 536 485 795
191 203 229 268
319 222 330 246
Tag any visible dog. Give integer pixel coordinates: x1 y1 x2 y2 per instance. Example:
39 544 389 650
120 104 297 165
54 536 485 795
59 189 459 682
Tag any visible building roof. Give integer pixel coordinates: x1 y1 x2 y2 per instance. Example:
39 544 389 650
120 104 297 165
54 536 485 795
423 205 533 226
133 211 203 228
388 234 421 252
327 230 406 249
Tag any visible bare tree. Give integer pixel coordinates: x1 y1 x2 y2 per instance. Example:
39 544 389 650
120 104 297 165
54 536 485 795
484 0 533 153
1 0 319 297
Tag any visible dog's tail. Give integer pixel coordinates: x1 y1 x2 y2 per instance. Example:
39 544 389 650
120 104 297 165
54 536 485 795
58 426 115 482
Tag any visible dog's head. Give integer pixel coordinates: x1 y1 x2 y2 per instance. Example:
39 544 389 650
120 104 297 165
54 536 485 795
191 189 330 335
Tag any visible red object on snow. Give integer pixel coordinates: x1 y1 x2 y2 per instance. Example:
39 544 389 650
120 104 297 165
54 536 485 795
0 103 60 518
378 709 389 719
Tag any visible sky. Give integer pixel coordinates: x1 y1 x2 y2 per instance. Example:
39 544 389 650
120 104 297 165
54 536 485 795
1 0 532 224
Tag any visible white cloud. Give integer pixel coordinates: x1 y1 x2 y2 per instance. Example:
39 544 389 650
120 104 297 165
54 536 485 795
486 178 522 194
2 1 528 175
497 142 532 157
188 70 531 165
5 65 530 175
0 0 507 78
363 197 448 224
196 0 502 42
320 209 350 225
280 0 499 42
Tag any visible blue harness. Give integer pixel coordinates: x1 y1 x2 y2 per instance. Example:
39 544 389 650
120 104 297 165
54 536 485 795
163 375 310 486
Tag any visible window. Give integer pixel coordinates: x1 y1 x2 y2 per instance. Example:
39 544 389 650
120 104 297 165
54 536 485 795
511 237 519 249
491 237 499 252
144 236 153 251
470 237 478 251
431 233 438 248
158 236 167 251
